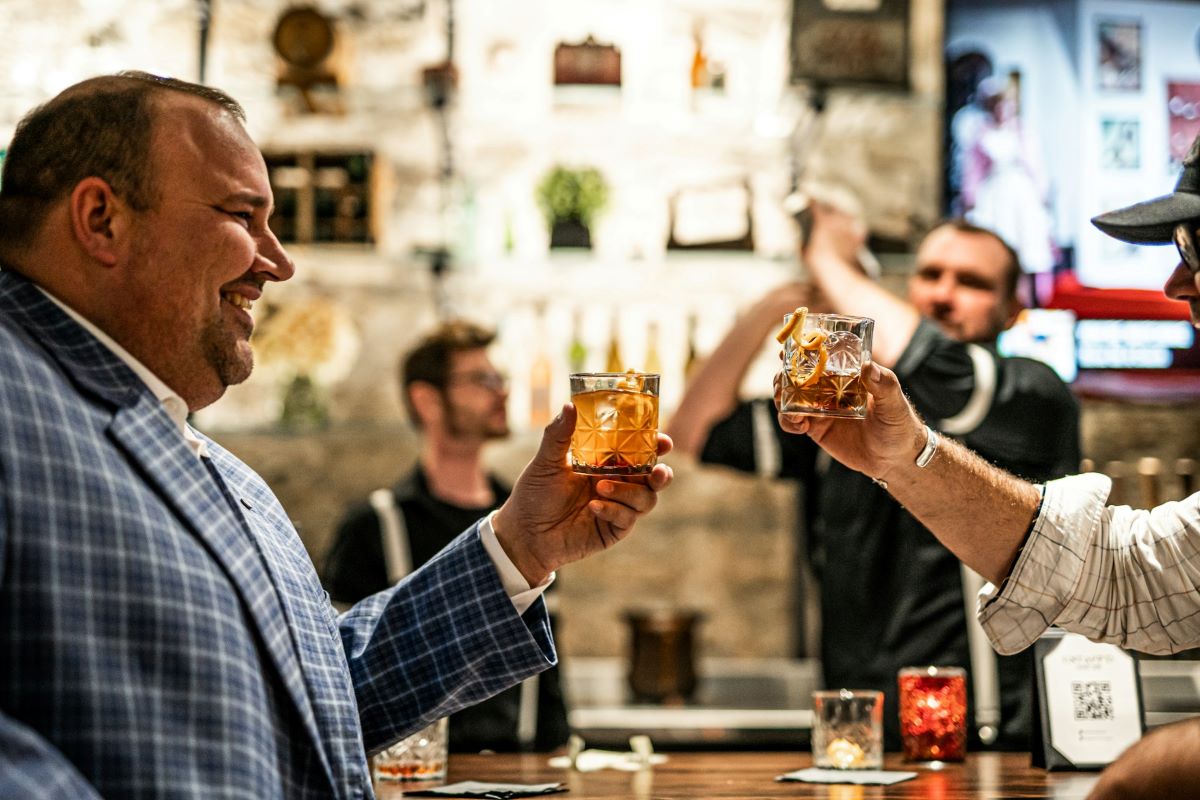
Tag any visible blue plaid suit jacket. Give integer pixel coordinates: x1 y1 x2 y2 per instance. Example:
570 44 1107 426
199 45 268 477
0 269 555 798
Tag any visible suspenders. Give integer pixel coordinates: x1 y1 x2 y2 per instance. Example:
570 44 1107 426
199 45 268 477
370 488 412 585
943 344 1002 745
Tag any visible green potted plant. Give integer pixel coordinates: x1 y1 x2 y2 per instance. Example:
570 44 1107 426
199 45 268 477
535 164 610 249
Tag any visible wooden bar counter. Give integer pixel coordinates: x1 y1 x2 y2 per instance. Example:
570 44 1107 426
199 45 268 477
377 752 1103 799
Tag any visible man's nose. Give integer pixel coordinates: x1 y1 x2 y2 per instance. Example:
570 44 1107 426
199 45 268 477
930 274 957 302
1164 260 1199 301
254 227 296 283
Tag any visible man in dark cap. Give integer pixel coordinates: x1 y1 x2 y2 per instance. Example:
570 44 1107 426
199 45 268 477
778 134 1200 799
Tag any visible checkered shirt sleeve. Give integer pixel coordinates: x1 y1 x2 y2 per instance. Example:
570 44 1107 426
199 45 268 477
338 527 557 755
979 473 1200 655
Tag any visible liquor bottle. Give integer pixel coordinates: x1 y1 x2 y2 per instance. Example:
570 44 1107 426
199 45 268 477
502 209 515 256
604 313 623 373
683 312 700 379
568 309 588 373
645 321 662 374
529 305 553 427
690 20 709 91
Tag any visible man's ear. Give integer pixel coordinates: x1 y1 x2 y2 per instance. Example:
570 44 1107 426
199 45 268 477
408 382 443 429
1002 296 1024 331
68 177 131 267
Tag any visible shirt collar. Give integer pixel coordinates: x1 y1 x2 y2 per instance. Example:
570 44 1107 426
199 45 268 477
36 287 209 458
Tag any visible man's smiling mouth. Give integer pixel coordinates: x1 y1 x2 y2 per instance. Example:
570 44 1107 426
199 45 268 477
223 291 253 311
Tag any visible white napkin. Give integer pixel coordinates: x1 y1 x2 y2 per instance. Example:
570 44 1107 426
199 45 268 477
401 781 566 798
777 767 917 785
546 734 668 772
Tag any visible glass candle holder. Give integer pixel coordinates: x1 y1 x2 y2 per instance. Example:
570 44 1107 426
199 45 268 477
811 689 884 769
898 666 967 762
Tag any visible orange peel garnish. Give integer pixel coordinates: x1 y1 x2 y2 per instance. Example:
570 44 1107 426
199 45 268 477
775 306 808 344
778 306 829 387
616 368 645 392
788 343 827 387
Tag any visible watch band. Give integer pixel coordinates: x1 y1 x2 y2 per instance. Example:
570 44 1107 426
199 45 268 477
915 425 939 468
872 425 940 490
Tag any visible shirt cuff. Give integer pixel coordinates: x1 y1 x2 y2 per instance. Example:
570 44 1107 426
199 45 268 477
977 472 1112 654
479 510 555 616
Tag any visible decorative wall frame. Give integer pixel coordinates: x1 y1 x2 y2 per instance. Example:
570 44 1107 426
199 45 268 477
553 35 622 87
789 0 909 88
1168 82 1200 169
1100 118 1140 170
1096 17 1141 92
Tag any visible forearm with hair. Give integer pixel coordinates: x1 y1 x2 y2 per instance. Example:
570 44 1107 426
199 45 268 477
881 432 1042 586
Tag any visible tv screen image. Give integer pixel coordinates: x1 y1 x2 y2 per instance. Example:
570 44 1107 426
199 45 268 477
945 0 1200 399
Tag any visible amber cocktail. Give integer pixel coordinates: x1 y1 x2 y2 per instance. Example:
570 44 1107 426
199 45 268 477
372 717 448 783
777 309 873 419
570 372 660 475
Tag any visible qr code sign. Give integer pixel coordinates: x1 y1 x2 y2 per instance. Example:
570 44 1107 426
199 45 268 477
1071 680 1114 721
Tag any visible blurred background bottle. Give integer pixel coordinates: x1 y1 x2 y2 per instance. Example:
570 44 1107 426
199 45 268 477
645 321 662 375
684 312 700 380
568 309 588 373
528 303 553 427
605 312 623 373
690 20 709 91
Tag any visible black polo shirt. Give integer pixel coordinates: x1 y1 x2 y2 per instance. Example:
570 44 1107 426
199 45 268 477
701 320 1080 750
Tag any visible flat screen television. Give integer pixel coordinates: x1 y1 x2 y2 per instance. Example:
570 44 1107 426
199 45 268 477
945 0 1200 400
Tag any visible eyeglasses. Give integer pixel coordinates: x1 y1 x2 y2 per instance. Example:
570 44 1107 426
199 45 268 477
1174 223 1200 277
446 371 509 392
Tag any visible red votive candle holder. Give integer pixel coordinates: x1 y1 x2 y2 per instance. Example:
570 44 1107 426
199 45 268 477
898 665 967 762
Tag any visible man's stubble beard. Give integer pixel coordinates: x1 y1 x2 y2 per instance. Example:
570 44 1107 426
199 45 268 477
204 316 255 391
444 405 509 442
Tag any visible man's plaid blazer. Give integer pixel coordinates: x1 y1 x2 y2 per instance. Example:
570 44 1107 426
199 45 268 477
0 269 555 798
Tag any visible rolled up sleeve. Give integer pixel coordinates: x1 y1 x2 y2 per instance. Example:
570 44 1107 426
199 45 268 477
978 473 1200 655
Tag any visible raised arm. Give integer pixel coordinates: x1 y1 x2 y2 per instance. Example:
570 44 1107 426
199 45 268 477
778 362 1040 585
667 282 814 458
802 202 920 367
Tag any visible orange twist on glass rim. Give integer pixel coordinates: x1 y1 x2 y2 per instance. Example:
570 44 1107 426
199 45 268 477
775 306 828 388
616 368 646 392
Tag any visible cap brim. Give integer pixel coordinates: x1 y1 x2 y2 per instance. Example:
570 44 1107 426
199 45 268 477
1091 191 1200 244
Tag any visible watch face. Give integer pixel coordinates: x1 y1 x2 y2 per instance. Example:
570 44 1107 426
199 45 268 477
273 7 335 68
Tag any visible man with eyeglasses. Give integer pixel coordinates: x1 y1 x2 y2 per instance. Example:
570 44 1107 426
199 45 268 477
324 320 570 753
781 133 1200 798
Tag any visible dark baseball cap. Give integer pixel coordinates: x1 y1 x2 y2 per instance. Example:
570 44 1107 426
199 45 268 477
1091 132 1200 244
